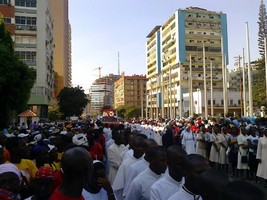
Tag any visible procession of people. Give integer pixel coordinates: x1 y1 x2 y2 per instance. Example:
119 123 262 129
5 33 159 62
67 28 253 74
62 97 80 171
0 116 266 200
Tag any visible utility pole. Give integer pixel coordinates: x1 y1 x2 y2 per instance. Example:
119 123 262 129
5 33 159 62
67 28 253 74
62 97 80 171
245 22 253 116
210 61 214 116
118 52 120 76
189 55 193 117
242 48 247 116
265 38 267 102
203 44 208 119
234 56 243 116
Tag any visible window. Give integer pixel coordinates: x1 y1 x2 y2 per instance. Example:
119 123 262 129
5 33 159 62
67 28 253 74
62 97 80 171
238 100 241 105
208 100 211 105
3 18 11 24
0 0 10 5
229 100 233 105
15 51 36 62
15 16 36 30
15 0 36 7
221 100 224 105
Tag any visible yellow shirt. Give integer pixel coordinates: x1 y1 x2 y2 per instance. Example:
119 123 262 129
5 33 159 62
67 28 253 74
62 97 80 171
6 159 38 182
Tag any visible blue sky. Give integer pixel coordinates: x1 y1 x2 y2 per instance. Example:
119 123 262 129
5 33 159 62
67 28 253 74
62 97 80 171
69 0 260 91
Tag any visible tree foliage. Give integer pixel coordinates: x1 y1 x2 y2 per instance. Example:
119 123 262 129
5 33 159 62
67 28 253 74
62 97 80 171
48 106 62 121
252 58 267 108
258 0 267 57
115 105 141 119
0 20 36 128
57 86 88 118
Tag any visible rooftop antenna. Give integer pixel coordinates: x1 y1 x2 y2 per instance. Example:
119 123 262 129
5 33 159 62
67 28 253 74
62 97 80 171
118 51 120 75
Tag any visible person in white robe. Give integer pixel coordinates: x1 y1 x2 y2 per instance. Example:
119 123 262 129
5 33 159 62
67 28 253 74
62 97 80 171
125 146 167 200
107 131 126 185
256 128 267 186
168 154 210 200
237 126 249 179
82 160 114 200
182 125 196 154
112 135 145 200
150 145 186 200
218 126 229 171
123 138 158 197
196 125 207 159
209 126 220 168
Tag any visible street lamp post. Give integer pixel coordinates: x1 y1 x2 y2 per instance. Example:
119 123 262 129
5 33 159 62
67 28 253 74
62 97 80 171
245 21 253 116
203 44 208 119
210 61 214 116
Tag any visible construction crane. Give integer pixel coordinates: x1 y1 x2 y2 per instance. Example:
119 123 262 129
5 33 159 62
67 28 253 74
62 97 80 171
92 66 102 79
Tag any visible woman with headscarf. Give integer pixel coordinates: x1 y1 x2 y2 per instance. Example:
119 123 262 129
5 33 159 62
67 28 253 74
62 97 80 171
0 163 21 200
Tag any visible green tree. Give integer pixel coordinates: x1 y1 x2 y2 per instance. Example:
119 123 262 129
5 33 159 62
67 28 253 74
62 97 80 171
258 0 267 57
57 86 88 118
48 106 62 121
115 105 141 119
252 58 267 108
0 20 35 129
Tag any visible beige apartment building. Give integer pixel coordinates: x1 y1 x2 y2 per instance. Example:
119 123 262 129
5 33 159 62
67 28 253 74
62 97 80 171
114 75 147 117
49 0 72 99
0 0 71 118
146 7 229 118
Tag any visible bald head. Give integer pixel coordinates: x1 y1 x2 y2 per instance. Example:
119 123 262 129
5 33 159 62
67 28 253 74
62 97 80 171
62 147 93 180
167 145 187 161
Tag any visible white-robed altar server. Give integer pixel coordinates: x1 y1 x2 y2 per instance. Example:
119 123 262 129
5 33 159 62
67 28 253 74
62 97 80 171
125 146 167 200
112 135 146 200
256 128 267 186
107 130 126 185
150 145 187 200
123 139 158 197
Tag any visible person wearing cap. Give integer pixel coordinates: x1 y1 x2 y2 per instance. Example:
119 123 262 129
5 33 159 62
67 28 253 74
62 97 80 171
0 163 21 199
82 160 115 200
25 166 55 200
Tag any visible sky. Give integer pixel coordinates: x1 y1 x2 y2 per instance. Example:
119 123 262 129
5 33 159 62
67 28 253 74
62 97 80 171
69 0 261 92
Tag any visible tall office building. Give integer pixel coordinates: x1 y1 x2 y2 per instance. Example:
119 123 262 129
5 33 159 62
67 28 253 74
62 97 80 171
0 0 71 118
114 75 147 114
49 0 72 99
146 7 228 118
89 74 120 115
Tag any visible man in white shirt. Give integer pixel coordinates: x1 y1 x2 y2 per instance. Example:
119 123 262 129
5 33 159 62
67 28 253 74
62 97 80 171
168 154 210 200
125 146 167 200
123 139 158 196
113 134 146 200
107 130 126 185
150 145 187 200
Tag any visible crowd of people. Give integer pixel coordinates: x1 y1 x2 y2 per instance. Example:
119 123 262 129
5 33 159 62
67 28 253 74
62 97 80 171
0 116 266 200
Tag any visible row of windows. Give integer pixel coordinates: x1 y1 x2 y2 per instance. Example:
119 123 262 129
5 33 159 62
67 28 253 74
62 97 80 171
15 0 36 7
15 16 36 25
3 18 11 24
15 51 36 62
185 46 221 52
207 100 240 106
0 0 10 5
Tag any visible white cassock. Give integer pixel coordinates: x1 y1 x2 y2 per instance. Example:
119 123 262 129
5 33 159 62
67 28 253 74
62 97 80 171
257 135 267 179
168 185 202 200
182 130 196 154
82 188 108 200
150 173 184 200
123 158 150 198
113 155 143 200
103 127 112 142
125 167 162 200
121 147 133 162
107 143 126 185
237 134 248 170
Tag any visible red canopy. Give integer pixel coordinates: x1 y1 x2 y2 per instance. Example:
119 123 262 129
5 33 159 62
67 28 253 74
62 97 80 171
18 110 37 117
